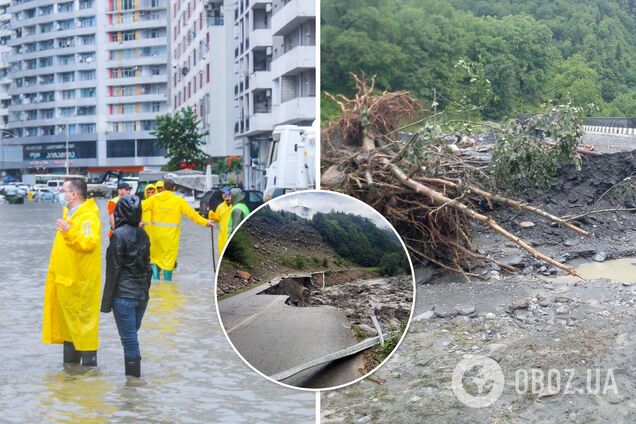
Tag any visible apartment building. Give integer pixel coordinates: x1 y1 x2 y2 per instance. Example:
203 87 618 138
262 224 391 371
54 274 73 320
0 0 10 133
4 0 169 175
233 0 315 190
170 0 237 159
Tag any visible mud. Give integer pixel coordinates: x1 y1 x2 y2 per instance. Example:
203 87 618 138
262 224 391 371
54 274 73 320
258 276 318 306
323 143 636 422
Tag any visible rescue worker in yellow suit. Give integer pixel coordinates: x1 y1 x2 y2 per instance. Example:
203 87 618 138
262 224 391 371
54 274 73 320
141 183 156 236
42 178 101 366
155 180 164 193
207 186 232 256
142 178 214 281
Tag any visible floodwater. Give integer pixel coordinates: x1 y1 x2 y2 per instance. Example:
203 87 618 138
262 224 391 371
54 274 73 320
556 257 636 284
0 199 314 423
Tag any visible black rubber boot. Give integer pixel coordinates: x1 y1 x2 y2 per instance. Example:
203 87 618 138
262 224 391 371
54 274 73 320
81 351 97 366
63 341 81 364
125 357 141 377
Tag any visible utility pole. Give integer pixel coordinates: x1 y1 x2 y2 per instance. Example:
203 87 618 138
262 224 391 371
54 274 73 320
64 124 69 174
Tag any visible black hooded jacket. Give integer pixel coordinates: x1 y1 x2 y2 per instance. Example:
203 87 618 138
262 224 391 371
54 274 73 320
101 195 152 313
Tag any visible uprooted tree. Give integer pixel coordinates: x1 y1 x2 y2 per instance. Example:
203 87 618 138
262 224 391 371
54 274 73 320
322 74 598 278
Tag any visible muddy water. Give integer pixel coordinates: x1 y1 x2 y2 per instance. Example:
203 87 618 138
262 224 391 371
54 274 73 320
556 258 636 284
0 200 314 423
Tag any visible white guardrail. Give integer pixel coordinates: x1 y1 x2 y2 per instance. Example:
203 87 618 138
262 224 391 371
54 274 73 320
583 125 636 135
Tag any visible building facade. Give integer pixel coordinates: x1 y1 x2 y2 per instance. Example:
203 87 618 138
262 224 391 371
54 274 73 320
4 0 169 176
170 0 237 160
233 0 315 190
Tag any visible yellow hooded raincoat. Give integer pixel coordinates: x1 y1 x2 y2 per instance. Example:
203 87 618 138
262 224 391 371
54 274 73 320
143 190 208 270
208 201 231 255
42 198 102 351
142 184 156 238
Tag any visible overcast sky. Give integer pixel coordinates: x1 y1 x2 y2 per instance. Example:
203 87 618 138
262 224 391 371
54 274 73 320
269 191 392 229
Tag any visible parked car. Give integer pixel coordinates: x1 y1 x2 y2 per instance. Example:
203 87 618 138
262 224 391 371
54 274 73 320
198 189 263 217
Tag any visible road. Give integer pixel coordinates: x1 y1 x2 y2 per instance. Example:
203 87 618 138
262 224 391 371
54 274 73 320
218 276 362 389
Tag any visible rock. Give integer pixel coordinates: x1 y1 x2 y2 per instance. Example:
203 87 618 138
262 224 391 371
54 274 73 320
491 270 501 280
622 281 633 287
450 316 472 327
539 299 551 307
564 239 578 247
519 221 535 229
434 307 457 319
235 270 251 281
358 324 378 337
585 299 600 307
414 265 436 285
413 311 435 322
485 312 497 320
455 305 476 316
592 251 607 262
511 299 529 310
253 244 260 249
556 306 569 315
448 144 461 156
503 255 524 267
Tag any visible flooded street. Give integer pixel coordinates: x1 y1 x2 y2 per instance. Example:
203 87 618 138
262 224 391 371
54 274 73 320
0 200 314 423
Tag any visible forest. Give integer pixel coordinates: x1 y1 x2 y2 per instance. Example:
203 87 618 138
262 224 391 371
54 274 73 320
321 0 636 120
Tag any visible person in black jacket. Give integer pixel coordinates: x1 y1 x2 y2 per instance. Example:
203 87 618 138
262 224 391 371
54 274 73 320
101 194 152 377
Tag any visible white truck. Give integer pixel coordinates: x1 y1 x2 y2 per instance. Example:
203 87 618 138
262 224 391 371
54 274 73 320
263 121 317 201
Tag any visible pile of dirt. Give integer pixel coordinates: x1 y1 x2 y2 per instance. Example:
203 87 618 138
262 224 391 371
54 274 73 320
217 212 343 296
307 275 413 338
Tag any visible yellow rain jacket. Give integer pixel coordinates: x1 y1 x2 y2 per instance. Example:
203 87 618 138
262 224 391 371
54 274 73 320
142 184 156 238
142 190 208 271
208 201 231 255
42 198 102 351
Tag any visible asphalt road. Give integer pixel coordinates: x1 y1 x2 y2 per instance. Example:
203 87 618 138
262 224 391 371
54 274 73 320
218 277 362 389
582 132 636 153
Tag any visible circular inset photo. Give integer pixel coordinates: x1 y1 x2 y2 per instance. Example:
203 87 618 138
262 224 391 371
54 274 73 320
214 190 415 390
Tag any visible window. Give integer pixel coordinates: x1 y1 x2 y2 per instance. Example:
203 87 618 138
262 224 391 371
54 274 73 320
40 109 54 119
122 0 133 10
80 35 95 45
39 5 53 15
151 0 159 7
107 140 135 158
41 126 55 136
40 74 54 84
58 54 74 65
26 110 37 120
78 17 95 28
24 43 37 53
58 2 73 13
25 59 36 70
79 52 95 63
39 40 54 50
41 92 55 102
39 57 52 68
122 67 136 78
80 88 95 97
137 139 165 157
79 0 94 9
80 123 95 133
150 29 159 38
122 31 135 42
61 90 75 100
122 104 135 114
58 37 73 48
59 72 74 83
151 67 160 76
122 86 134 96
79 70 95 80
40 23 53 33
77 106 95 116
151 102 160 112
59 107 75 117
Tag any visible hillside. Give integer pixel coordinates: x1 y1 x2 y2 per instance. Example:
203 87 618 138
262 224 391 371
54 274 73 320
322 0 636 120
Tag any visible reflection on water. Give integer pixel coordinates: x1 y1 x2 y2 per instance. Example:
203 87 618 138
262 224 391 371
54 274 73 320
0 200 314 423
556 257 636 283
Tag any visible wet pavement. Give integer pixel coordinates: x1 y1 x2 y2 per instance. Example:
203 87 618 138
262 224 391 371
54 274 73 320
0 199 314 423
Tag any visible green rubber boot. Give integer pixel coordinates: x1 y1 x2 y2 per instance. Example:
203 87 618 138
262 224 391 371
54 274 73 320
163 270 173 282
151 264 160 280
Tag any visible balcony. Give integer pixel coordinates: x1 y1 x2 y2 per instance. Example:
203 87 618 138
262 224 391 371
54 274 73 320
272 0 315 36
239 112 273 136
273 96 314 126
250 71 272 90
250 28 271 49
271 45 315 78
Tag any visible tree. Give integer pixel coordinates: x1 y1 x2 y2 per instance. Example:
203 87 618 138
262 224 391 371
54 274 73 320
151 106 209 171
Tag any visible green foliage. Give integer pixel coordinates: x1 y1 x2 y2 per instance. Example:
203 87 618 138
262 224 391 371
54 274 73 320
380 320 408 357
225 231 252 266
280 254 306 270
322 258 329 268
312 212 406 268
379 252 409 276
322 0 636 119
491 104 593 190
211 156 243 178
351 324 367 340
151 107 209 171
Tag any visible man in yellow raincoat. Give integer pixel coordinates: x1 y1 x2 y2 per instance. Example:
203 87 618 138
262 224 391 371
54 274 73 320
207 186 232 255
42 178 101 366
141 183 156 235
143 178 213 281
155 180 164 192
